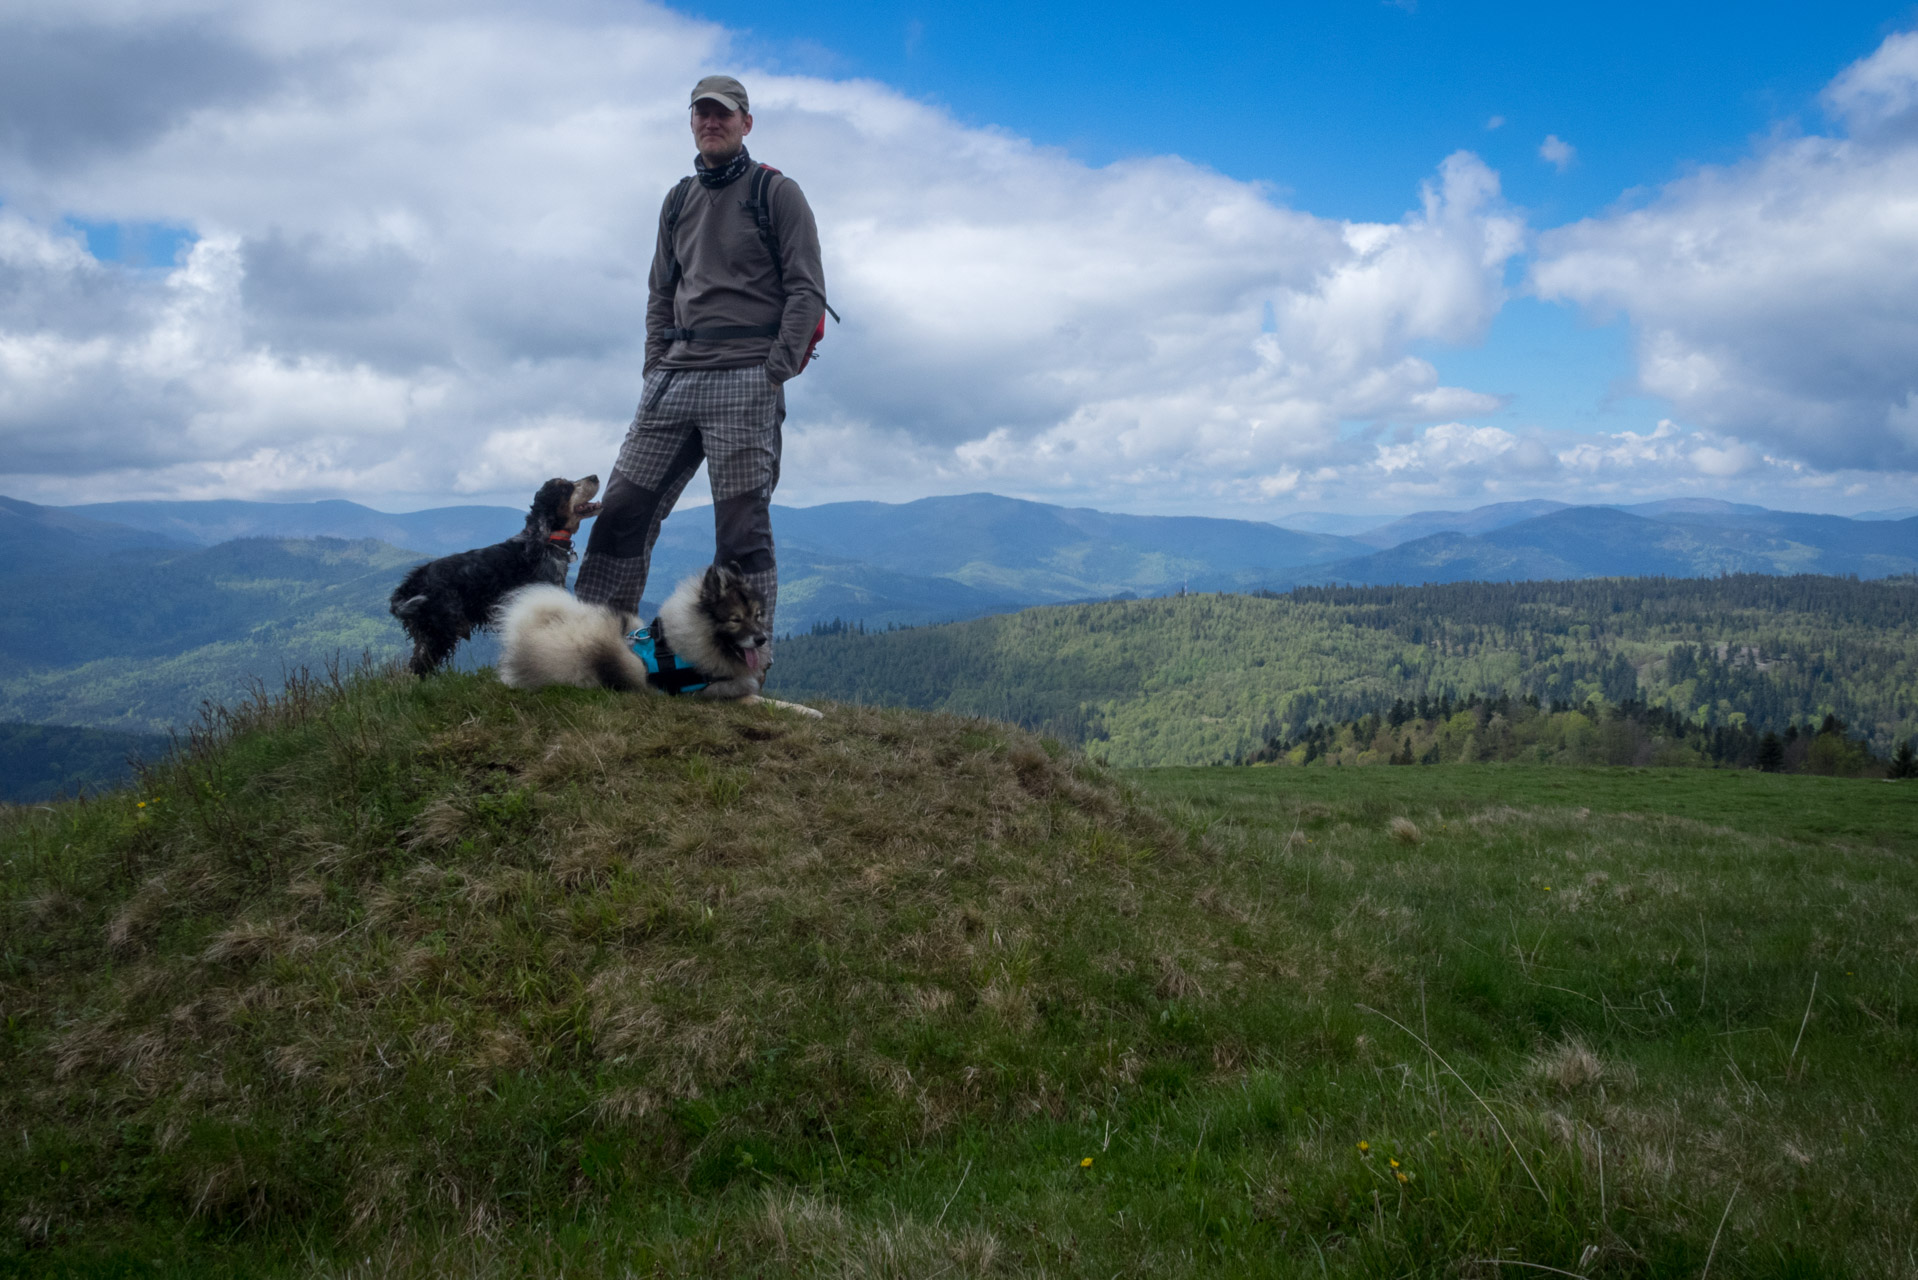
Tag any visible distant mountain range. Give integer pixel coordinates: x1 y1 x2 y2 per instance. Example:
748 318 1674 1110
54 491 1918 618
57 492 1361 626
647 493 1362 620
4 489 1915 740
63 498 529 559
1 499 436 733
1294 505 1918 587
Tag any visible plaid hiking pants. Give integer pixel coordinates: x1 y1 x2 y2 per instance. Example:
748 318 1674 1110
575 366 784 632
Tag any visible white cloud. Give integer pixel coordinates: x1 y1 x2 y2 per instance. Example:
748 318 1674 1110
882 152 1524 500
1301 415 1906 513
1533 27 1918 475
1538 134 1575 171
1890 393 1918 449
1376 423 1520 475
0 0 1527 511
2 1 1911 519
1822 28 1918 135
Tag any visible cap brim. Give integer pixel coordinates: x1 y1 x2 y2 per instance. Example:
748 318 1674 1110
691 92 744 112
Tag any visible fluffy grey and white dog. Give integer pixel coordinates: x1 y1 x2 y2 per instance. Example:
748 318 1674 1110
495 564 822 716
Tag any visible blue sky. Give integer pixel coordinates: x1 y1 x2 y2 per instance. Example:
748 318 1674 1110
717 1 1911 218
713 0 1916 461
2 0 1915 517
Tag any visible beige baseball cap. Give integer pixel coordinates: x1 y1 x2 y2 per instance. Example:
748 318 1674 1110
690 75 749 114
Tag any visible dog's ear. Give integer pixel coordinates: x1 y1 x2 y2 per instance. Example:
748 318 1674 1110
702 562 731 594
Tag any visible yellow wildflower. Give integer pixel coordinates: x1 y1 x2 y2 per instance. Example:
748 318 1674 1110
1356 1141 1370 1152
136 801 146 809
1389 1158 1399 1168
1080 1157 1093 1168
1396 1171 1409 1184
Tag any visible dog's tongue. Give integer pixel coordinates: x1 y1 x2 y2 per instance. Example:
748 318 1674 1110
744 647 761 671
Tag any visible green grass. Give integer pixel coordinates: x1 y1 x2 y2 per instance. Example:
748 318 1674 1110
1150 762 1918 850
3 672 1915 1276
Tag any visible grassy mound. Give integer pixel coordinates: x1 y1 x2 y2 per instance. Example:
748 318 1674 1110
3 669 1195 1245
4 669 1916 1275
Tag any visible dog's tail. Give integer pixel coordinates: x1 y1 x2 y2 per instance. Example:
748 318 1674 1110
495 585 648 692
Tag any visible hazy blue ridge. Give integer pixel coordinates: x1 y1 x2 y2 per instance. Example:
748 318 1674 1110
1618 498 1774 519
1623 508 1918 573
642 511 1034 626
1349 498 1574 548
0 722 170 803
2 495 191 565
48 492 1918 599
634 491 1370 618
0 529 418 673
1348 498 1781 550
768 492 1367 585
62 491 1373 602
1285 508 1918 587
63 498 527 557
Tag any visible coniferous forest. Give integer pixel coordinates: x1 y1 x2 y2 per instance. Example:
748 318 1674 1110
1239 693 1910 775
772 574 1918 767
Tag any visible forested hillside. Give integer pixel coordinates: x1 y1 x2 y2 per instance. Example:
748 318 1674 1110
772 575 1918 766
0 536 436 733
1239 692 1911 776
0 723 171 802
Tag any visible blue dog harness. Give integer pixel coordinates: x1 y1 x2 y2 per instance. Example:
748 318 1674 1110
627 624 709 695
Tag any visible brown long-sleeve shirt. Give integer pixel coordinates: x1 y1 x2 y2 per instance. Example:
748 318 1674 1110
644 166 826 384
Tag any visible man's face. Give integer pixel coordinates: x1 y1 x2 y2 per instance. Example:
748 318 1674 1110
691 99 752 164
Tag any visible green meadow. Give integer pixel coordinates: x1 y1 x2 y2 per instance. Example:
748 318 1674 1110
2 670 1913 1276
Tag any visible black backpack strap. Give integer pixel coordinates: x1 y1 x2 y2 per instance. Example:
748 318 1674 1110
743 165 783 291
662 176 695 287
743 165 841 328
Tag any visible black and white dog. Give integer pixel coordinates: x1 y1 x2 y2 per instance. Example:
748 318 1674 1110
389 476 601 675
495 564 822 716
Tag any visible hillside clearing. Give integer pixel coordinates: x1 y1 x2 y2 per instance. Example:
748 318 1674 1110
1 673 1913 1276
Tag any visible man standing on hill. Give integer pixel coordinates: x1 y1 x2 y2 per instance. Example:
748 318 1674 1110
574 75 826 672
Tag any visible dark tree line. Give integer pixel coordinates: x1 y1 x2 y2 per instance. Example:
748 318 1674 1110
1240 691 1916 777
